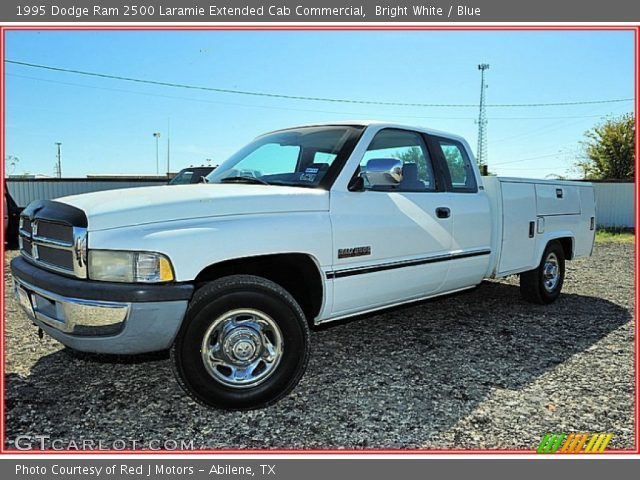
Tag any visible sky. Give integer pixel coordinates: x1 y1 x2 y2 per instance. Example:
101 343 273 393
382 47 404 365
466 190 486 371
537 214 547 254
4 30 635 179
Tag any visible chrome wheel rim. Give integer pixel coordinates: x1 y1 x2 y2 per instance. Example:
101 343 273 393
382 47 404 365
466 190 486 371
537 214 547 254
201 309 284 389
542 252 560 292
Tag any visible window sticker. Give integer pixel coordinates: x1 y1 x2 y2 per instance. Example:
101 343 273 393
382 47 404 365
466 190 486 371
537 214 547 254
300 167 319 182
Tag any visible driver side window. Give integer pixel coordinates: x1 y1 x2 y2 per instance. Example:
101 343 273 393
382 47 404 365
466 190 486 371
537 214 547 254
360 129 436 192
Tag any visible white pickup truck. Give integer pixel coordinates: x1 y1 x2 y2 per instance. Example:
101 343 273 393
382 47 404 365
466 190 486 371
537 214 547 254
11 121 596 409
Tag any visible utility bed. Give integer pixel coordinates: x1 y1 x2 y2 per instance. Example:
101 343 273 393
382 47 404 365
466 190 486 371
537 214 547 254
483 176 596 277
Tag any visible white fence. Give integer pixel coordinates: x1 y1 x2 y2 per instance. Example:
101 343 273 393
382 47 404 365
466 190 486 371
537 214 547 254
6 178 167 208
592 182 634 228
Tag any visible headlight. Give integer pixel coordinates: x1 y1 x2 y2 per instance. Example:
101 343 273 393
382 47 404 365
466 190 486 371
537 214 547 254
88 250 175 283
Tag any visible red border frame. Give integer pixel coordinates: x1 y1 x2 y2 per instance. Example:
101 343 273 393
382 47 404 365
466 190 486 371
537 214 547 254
0 24 637 455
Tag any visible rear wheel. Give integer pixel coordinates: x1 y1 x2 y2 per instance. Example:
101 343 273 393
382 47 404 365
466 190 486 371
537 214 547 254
171 275 310 409
520 241 565 304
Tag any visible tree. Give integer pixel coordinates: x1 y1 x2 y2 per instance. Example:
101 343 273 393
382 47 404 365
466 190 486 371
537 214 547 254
394 147 430 180
394 146 472 182
575 113 635 180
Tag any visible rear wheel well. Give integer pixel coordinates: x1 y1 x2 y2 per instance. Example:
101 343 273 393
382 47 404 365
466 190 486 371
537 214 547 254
194 254 324 323
555 237 574 260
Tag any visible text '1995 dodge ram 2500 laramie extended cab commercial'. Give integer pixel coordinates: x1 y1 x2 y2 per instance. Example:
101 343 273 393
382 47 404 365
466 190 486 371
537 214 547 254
11 122 596 409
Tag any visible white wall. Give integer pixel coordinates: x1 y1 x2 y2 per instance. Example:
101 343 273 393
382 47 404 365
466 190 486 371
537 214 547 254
6 179 167 208
592 182 634 228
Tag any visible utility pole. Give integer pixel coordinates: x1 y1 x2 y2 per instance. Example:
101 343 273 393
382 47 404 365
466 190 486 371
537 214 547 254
476 64 489 174
54 142 62 178
152 132 161 175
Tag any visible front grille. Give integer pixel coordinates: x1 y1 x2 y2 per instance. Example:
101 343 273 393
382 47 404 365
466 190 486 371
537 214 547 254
36 221 74 244
19 215 87 278
19 237 33 257
37 246 75 271
19 217 32 237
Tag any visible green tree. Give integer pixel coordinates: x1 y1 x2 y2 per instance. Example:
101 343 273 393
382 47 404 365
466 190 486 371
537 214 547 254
394 146 471 181
576 113 635 180
394 146 429 180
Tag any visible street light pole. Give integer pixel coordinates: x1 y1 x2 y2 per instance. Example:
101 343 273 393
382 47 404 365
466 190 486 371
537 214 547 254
152 132 161 175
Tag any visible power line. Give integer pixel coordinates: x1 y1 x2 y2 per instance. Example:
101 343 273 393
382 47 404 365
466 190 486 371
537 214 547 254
491 140 583 167
489 102 618 145
6 72 480 119
11 73 629 123
6 59 634 109
491 151 567 166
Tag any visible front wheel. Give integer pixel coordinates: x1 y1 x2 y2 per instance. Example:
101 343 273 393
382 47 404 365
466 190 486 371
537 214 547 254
520 241 566 304
171 275 310 409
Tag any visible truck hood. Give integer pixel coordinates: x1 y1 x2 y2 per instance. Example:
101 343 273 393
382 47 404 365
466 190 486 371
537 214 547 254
58 184 330 231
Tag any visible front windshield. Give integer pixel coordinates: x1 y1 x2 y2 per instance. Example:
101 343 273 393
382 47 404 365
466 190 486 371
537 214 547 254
206 126 360 188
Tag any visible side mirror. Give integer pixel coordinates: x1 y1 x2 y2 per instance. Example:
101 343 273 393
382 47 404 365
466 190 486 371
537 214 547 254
360 158 403 188
348 175 365 192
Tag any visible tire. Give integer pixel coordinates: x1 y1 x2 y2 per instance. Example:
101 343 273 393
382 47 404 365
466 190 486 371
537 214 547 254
520 241 565 304
171 275 310 410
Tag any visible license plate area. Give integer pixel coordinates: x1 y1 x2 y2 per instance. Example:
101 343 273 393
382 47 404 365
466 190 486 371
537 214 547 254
15 282 65 328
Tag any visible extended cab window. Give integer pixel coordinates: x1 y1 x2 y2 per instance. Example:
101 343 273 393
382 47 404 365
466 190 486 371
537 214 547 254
432 137 478 193
360 129 436 192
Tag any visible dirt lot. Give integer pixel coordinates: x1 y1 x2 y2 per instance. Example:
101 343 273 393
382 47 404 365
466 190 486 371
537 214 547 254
3 241 635 451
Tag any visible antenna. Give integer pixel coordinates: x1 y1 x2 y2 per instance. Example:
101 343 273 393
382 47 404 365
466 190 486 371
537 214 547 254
476 64 490 173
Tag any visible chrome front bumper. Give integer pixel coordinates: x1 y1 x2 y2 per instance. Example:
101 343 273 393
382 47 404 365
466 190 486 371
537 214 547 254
10 255 192 354
14 277 130 336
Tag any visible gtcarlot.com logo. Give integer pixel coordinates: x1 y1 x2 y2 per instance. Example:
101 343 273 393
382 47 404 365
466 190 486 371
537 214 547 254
13 435 195 451
537 433 613 454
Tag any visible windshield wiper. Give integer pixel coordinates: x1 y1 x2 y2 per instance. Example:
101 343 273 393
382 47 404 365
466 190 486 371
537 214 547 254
219 176 270 185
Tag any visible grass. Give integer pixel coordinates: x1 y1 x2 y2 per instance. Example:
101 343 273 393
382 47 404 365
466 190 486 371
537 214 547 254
595 228 635 243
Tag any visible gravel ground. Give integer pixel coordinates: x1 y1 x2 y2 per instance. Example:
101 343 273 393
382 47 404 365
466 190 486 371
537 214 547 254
3 242 635 451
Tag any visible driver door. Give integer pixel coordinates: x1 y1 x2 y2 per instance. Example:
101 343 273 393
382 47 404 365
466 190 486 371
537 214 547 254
328 128 454 318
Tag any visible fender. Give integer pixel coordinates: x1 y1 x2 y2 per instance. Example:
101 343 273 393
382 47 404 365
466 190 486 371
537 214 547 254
87 211 334 281
194 250 330 324
534 230 574 265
